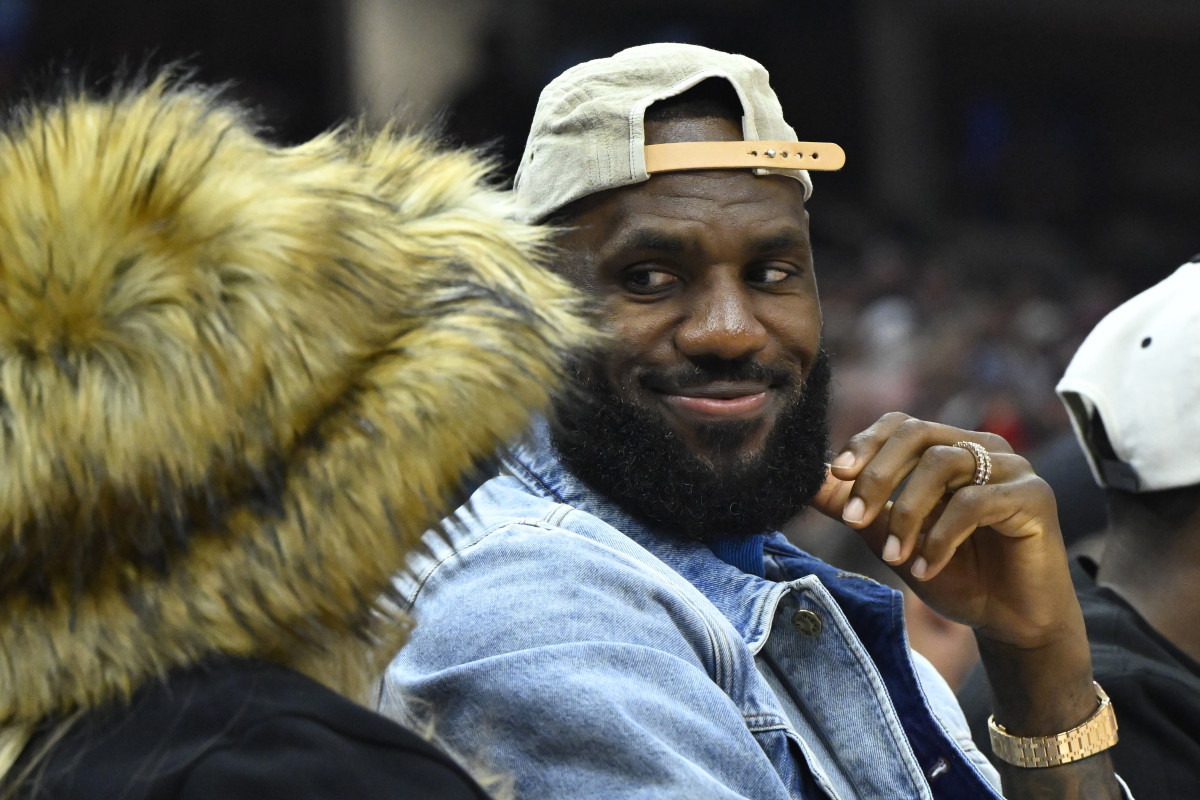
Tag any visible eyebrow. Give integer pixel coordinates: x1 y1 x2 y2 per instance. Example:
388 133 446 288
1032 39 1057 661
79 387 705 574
750 231 810 256
606 228 809 258
608 228 687 255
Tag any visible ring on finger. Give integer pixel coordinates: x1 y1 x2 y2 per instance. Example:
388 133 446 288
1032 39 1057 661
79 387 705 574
954 440 992 486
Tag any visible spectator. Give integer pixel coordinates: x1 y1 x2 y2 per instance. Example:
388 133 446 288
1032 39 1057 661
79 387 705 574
382 43 1127 799
961 255 1200 797
0 73 594 798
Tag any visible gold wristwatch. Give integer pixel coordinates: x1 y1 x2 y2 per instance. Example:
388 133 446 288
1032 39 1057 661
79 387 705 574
988 682 1118 768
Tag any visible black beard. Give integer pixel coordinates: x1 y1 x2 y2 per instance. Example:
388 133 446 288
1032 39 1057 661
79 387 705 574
551 349 832 542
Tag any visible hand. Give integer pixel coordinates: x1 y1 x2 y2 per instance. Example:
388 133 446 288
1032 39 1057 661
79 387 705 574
810 412 1078 650
813 412 1122 798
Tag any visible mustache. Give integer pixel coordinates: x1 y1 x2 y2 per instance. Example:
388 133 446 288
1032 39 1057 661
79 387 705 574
637 360 796 393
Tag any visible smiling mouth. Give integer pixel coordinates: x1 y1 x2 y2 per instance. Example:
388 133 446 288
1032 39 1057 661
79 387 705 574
657 383 772 420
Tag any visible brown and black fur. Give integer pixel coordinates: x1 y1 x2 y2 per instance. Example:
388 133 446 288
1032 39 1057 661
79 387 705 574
0 73 596 734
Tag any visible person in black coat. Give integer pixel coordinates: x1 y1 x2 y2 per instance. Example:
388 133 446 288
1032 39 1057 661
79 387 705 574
959 257 1200 798
0 74 595 799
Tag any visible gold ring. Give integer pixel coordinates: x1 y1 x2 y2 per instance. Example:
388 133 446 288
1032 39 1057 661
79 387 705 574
954 441 992 486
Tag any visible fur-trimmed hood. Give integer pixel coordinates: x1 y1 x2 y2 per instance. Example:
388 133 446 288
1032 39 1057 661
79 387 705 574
0 76 596 724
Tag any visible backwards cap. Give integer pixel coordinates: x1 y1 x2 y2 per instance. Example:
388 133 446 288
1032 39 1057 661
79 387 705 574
513 42 845 223
1056 257 1200 492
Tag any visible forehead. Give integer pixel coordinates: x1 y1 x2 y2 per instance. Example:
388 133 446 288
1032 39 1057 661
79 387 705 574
563 114 808 249
566 167 809 257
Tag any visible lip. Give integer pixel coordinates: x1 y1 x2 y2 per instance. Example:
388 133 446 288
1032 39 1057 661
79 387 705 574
658 382 772 421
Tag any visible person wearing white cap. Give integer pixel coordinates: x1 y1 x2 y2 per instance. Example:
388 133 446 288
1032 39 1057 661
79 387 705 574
381 43 1129 799
1052 258 1200 796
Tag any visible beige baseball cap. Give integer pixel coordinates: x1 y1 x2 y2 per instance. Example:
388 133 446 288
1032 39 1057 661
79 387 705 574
513 42 845 223
1057 257 1200 492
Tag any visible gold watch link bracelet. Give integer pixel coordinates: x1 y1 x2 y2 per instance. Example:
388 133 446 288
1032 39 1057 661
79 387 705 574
988 682 1119 768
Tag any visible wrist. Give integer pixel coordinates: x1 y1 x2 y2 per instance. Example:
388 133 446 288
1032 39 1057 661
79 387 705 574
976 630 1097 736
988 681 1118 768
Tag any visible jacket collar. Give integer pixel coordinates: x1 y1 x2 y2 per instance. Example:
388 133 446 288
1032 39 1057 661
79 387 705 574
502 419 799 650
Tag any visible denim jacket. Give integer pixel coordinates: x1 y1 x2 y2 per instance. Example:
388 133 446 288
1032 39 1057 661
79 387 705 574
381 421 1003 799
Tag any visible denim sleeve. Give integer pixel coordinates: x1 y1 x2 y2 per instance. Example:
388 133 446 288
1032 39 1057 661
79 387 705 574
910 650 1002 791
380 521 794 799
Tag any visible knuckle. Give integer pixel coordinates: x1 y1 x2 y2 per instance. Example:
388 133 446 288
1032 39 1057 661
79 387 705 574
878 410 913 426
927 444 965 470
854 411 913 447
991 452 1030 482
949 484 987 511
978 431 1014 454
894 416 932 444
850 465 887 496
888 499 921 529
843 429 875 451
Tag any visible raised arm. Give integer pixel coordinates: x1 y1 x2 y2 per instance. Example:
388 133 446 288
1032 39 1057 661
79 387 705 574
813 412 1125 800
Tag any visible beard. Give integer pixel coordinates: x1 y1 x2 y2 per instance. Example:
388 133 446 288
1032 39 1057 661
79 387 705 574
551 349 832 542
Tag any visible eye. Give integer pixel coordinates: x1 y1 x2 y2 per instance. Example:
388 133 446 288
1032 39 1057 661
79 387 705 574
624 267 678 294
746 264 797 287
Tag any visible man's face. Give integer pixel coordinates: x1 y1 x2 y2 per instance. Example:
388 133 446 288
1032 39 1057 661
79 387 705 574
551 116 829 540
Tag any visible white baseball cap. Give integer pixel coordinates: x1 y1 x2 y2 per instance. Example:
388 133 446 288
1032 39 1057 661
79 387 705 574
512 42 845 223
1056 257 1200 492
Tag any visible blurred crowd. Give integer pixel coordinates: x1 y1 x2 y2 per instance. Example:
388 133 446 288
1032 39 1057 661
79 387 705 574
817 222 1132 459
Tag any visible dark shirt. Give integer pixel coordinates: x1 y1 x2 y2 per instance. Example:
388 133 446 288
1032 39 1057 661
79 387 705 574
8 659 489 800
958 555 1200 798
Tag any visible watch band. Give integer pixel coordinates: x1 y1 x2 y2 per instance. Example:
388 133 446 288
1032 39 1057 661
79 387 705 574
988 682 1119 768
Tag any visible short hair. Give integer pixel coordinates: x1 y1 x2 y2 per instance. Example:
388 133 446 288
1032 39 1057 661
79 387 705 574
643 77 744 126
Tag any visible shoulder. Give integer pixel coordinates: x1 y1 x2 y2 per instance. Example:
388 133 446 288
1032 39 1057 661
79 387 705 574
405 514 725 660
181 667 488 799
393 487 740 685
405 476 695 613
21 660 487 800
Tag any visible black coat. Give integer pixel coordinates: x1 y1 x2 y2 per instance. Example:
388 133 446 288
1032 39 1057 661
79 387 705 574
8 659 490 800
958 555 1200 799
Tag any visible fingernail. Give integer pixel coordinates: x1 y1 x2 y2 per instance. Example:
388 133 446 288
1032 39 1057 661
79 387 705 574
911 556 928 580
831 451 856 470
882 535 901 563
843 497 865 525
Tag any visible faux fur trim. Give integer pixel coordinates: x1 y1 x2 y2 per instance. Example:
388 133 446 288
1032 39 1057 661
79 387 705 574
0 75 597 720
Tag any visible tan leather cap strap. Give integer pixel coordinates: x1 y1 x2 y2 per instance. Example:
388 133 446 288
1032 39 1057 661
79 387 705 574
643 140 845 173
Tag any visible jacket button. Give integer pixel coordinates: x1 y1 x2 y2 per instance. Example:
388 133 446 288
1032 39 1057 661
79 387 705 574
791 608 823 637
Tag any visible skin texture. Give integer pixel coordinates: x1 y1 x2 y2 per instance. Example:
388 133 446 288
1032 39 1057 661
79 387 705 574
1098 497 1200 663
559 114 1123 798
557 117 821 471
814 414 1120 798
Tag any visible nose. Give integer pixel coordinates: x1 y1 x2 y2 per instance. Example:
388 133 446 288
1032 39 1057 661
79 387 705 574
674 279 768 361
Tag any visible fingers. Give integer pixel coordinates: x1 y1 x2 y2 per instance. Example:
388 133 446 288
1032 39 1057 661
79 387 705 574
882 444 1000 565
827 413 1037 581
830 413 1008 528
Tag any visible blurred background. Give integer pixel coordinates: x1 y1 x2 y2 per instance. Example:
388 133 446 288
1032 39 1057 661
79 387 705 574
5 0 1197 561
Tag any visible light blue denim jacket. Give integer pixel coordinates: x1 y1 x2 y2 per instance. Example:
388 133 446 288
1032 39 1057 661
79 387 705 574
381 420 1004 799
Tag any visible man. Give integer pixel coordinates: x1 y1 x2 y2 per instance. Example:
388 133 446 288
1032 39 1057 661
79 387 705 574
381 43 1127 799
962 257 1200 797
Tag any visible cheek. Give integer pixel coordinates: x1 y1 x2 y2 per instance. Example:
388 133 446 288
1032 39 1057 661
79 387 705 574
601 300 676 359
764 298 822 362
599 342 650 396
597 319 667 399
